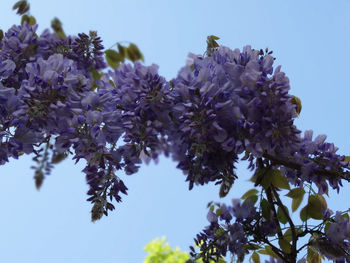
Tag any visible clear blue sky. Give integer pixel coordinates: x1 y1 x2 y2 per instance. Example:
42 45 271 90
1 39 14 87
0 0 350 262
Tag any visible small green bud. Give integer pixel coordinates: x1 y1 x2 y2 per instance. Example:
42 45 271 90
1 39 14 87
291 96 302 115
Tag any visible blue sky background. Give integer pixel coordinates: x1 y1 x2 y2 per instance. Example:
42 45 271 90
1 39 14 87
0 0 350 262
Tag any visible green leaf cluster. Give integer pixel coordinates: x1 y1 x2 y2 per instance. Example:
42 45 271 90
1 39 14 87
144 237 190 263
144 237 225 263
51 17 66 39
13 0 30 15
300 194 327 221
105 43 144 69
251 168 290 190
21 15 36 26
206 35 220 56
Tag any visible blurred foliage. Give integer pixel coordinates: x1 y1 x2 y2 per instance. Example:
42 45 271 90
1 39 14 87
143 237 226 263
144 237 190 263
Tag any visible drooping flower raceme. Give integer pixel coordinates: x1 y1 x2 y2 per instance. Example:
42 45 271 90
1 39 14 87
169 46 301 190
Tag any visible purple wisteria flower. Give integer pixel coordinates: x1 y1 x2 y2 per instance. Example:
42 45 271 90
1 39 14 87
192 199 265 263
169 46 300 189
278 130 350 193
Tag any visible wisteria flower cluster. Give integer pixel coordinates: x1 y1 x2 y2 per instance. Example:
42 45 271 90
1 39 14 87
3 2 350 262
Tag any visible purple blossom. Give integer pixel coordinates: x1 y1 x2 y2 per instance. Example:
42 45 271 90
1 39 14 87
169 46 300 189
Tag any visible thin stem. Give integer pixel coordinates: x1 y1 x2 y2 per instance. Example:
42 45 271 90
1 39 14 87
272 186 297 262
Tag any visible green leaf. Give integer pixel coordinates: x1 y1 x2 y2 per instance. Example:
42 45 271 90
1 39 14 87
291 96 302 116
344 156 350 162
261 198 271 220
300 195 325 221
91 69 103 80
208 35 220 40
283 229 293 243
241 188 259 200
277 206 289 224
317 194 327 210
144 237 190 263
270 169 290 190
126 43 144 62
21 15 36 25
243 195 258 205
209 205 214 212
51 17 66 39
117 43 127 58
215 228 225 237
251 252 260 263
307 195 323 220
13 0 30 15
105 49 123 69
286 188 306 211
258 246 278 258
286 188 305 199
300 205 309 221
278 238 291 254
258 168 273 189
291 197 304 212
28 16 36 25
